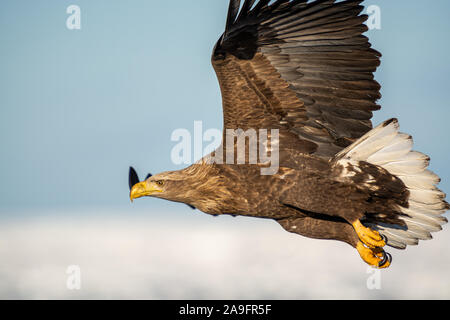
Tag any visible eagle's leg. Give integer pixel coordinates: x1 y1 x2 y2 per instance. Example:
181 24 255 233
278 216 359 247
352 220 386 248
278 217 392 268
356 242 391 269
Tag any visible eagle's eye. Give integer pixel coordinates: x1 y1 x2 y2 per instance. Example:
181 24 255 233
155 180 164 186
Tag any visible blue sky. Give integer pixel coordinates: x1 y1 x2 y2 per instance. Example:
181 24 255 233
1 0 450 213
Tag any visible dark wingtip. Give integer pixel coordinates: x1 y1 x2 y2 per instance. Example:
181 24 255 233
129 167 140 191
225 0 241 32
145 173 153 180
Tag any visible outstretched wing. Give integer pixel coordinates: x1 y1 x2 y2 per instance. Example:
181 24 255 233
213 0 381 158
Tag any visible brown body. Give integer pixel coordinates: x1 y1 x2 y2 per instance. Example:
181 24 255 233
151 146 409 250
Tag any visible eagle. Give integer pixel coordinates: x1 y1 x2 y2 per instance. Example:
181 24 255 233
129 0 448 268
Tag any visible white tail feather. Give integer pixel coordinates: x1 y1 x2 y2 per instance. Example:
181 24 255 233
400 171 440 190
336 119 448 249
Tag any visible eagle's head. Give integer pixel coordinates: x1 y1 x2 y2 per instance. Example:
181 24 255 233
128 167 184 202
128 165 230 213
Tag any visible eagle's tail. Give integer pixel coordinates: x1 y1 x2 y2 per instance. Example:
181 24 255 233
335 118 448 249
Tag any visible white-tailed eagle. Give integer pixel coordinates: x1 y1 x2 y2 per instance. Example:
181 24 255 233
129 0 448 268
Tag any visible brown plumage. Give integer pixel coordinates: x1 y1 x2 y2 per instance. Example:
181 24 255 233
129 0 448 268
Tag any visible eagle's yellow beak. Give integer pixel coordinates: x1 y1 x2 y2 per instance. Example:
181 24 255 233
130 181 163 202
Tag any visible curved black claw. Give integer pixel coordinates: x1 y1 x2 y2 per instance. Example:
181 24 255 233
386 252 392 264
378 251 391 268
378 251 387 268
381 234 388 245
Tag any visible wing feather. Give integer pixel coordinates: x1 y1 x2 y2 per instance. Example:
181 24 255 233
213 0 382 158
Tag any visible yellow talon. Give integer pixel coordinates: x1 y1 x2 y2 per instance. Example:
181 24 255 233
352 220 386 248
357 242 391 269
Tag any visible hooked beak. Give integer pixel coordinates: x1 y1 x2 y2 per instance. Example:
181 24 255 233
130 181 163 202
129 167 158 202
